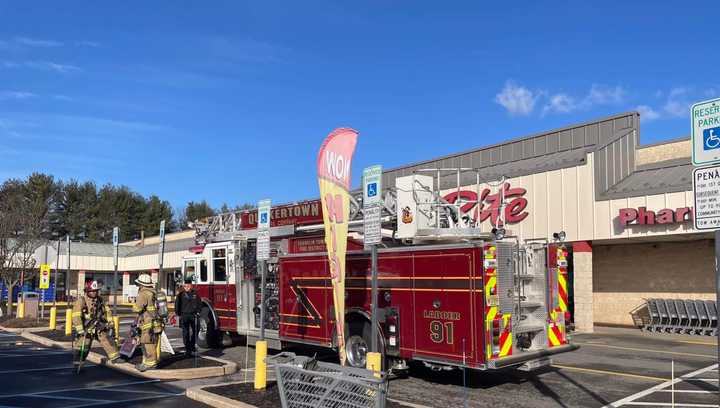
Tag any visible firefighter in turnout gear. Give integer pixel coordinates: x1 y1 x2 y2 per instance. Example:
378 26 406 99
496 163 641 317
133 274 163 372
72 281 120 368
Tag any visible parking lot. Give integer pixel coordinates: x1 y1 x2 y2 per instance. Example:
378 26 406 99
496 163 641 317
174 326 719 408
382 327 720 408
0 330 206 408
3 324 719 407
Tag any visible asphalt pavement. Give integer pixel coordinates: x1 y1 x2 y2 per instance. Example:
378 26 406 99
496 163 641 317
0 330 207 408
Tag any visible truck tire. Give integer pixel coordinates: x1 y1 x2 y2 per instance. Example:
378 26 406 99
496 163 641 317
345 319 383 370
197 307 221 349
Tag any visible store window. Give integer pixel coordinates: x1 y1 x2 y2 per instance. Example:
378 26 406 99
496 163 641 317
213 248 227 282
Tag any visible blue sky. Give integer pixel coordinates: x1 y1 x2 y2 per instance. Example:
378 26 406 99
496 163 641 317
1 1 718 210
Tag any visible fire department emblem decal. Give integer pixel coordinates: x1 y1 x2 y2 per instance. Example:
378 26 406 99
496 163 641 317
401 206 413 224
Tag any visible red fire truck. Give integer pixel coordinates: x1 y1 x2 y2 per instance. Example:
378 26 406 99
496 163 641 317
183 171 576 371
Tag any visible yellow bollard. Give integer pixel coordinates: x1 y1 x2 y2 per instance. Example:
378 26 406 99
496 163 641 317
366 352 382 379
49 307 57 330
65 309 73 336
254 340 268 390
17 301 24 319
113 316 120 346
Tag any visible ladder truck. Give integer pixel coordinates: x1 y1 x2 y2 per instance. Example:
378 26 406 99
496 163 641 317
183 168 577 372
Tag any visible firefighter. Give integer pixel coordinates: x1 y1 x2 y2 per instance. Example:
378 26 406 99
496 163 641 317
132 273 163 372
72 280 120 366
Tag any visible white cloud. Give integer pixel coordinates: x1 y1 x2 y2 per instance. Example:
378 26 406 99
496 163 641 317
585 84 626 105
636 105 660 121
543 93 576 115
495 81 539 116
0 91 36 100
14 36 63 47
663 87 690 117
540 83 626 116
1 61 81 73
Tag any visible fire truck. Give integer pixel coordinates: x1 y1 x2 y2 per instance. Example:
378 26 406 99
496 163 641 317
183 169 577 372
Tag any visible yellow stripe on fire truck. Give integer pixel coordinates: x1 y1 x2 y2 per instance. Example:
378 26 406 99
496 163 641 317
557 273 568 312
548 322 564 347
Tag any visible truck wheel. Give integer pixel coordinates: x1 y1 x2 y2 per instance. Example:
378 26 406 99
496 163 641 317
345 319 383 369
197 308 220 349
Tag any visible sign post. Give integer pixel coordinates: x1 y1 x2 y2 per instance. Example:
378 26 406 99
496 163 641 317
363 165 383 374
255 199 271 390
158 221 166 287
690 97 720 398
39 263 51 319
53 238 60 307
112 227 119 315
256 199 271 340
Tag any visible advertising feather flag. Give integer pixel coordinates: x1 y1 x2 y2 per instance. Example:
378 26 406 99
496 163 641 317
317 127 358 365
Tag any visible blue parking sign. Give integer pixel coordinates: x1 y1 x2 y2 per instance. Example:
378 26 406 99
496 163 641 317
703 127 720 151
367 182 377 198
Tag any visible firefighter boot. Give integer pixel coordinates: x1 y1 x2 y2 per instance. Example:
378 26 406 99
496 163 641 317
136 343 158 372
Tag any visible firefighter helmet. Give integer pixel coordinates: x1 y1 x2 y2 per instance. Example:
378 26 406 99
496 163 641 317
84 280 101 292
135 274 154 287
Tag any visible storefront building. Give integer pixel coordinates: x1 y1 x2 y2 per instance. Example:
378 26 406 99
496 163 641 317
10 111 706 332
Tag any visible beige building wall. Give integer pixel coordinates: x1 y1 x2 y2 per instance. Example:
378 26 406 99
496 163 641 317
593 240 715 326
441 152 695 243
636 139 691 166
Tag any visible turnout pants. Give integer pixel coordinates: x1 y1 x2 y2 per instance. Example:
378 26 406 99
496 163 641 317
180 315 197 354
77 331 119 362
140 329 158 368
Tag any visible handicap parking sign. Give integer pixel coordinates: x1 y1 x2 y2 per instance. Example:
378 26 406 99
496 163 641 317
703 126 720 151
367 182 377 198
260 213 268 224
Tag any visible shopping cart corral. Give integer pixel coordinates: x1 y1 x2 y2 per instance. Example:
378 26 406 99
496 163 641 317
268 353 388 408
631 298 718 335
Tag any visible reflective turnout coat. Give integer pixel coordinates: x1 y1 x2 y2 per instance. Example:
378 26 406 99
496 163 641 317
72 294 112 334
133 286 163 344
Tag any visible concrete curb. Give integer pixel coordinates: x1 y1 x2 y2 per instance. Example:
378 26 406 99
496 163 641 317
0 325 52 334
187 382 257 408
185 380 430 408
5 327 237 380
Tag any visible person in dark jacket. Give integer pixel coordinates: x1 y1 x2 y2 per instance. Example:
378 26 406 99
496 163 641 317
175 277 202 356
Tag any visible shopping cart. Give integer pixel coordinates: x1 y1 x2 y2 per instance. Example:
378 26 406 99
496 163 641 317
268 352 388 408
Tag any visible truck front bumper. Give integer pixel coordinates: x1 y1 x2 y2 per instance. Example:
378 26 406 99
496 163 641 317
488 343 580 369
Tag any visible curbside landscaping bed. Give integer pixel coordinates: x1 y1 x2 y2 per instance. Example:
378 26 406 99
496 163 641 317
187 380 431 408
0 324 237 380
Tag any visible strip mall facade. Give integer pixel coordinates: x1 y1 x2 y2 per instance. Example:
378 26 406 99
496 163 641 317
16 112 707 332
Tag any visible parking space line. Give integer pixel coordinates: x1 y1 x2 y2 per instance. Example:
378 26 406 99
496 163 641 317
0 379 161 399
31 394 111 403
602 363 718 408
657 389 717 393
64 393 186 408
0 351 71 358
0 365 95 374
106 388 179 396
676 339 718 346
552 364 668 382
576 342 717 359
623 403 718 407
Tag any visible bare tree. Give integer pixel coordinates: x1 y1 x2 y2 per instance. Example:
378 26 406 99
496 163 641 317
0 180 43 317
